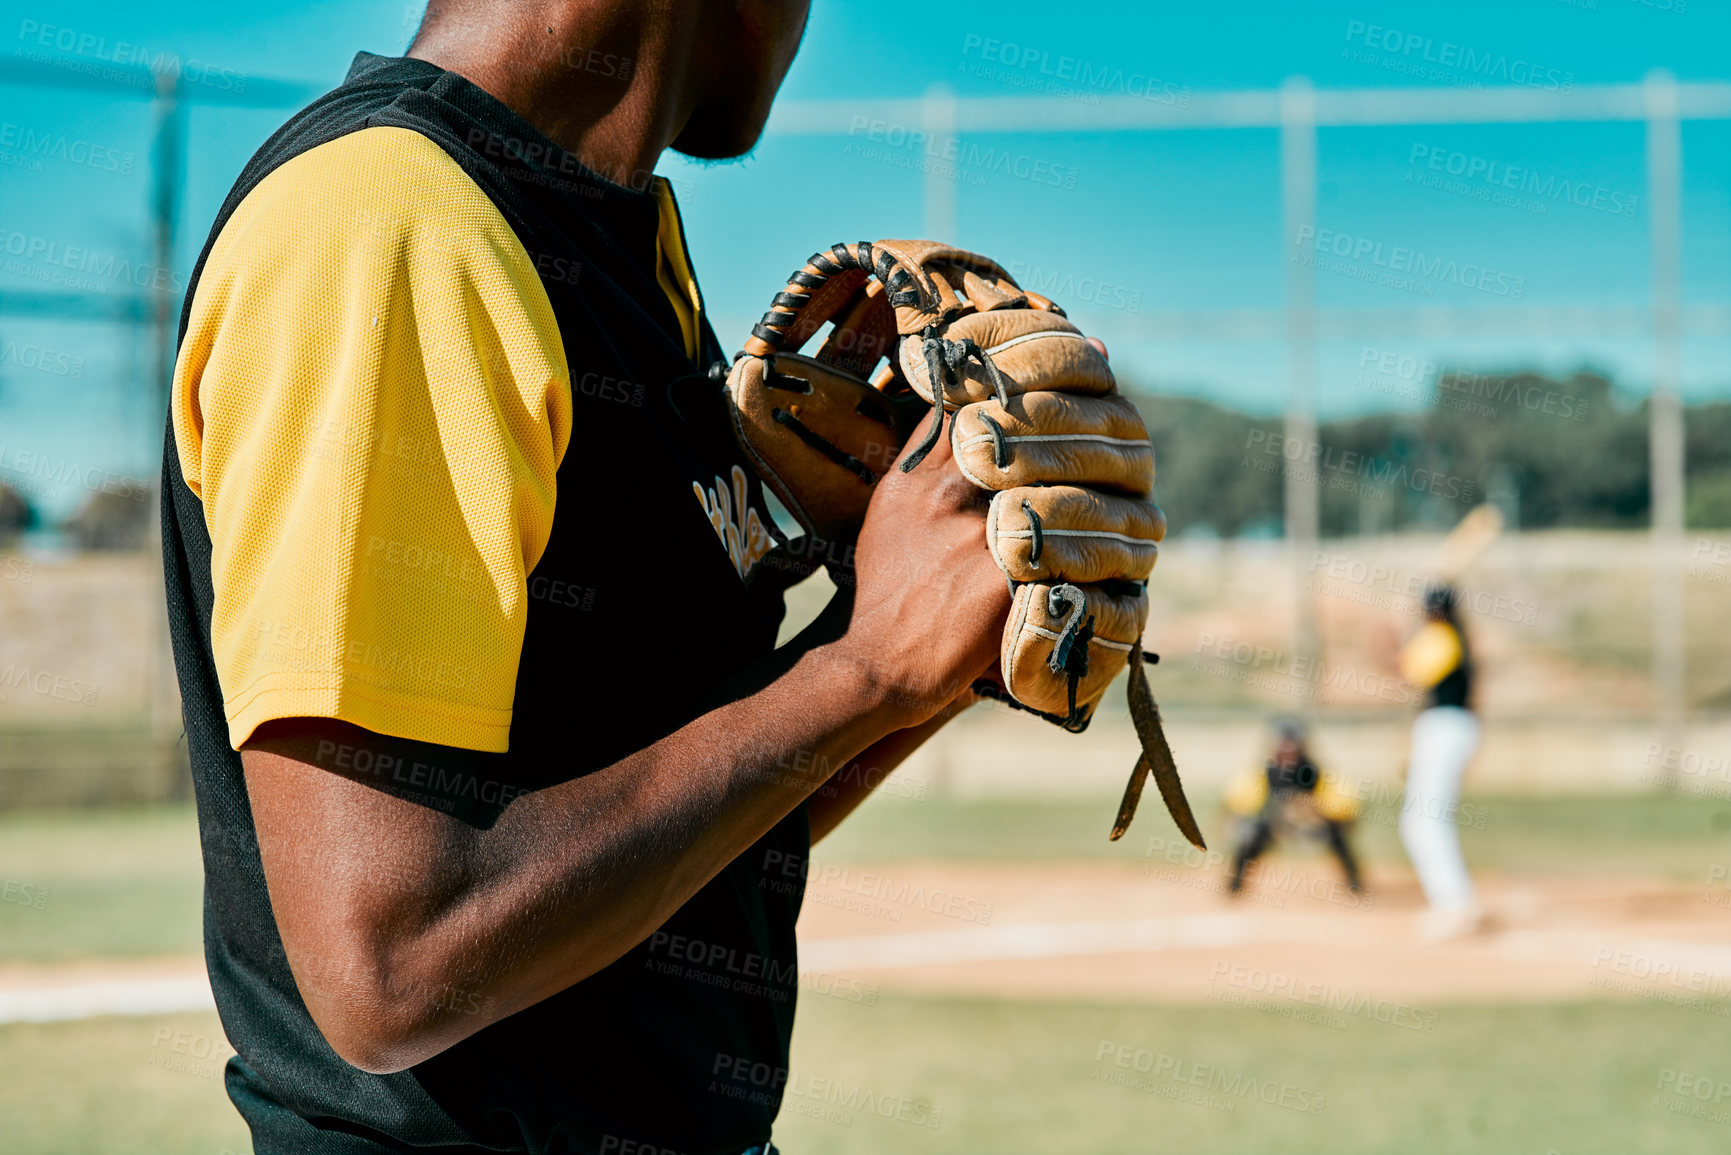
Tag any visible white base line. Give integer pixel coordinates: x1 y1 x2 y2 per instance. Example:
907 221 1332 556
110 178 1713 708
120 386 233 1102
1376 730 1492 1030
801 913 1264 971
8 925 1731 1022
0 978 215 1024
800 916 1731 977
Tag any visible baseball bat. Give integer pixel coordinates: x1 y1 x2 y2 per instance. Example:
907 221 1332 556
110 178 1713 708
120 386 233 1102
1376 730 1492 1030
1429 503 1504 582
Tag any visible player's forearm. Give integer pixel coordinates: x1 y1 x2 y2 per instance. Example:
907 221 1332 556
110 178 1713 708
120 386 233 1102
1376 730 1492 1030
249 629 924 1073
522 636 911 946
806 696 970 842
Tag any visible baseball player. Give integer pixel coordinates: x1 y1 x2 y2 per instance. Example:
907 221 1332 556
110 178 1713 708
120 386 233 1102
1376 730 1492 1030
1225 717 1363 896
159 3 1176 1153
1398 583 1484 938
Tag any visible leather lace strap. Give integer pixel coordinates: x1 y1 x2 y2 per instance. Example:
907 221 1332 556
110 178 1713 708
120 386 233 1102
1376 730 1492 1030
1110 639 1206 848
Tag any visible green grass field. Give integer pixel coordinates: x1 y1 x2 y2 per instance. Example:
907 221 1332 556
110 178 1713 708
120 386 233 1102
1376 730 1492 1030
0 806 204 961
820 789 1731 880
3 997 1726 1155
3 791 1727 962
774 993 1727 1155
5 796 1730 1153
0 1013 250 1155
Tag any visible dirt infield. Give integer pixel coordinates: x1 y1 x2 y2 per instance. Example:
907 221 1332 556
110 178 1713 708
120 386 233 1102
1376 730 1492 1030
7 860 1731 1021
797 860 1731 1006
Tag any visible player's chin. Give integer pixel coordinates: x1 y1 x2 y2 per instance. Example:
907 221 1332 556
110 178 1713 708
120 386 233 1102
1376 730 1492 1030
671 102 771 162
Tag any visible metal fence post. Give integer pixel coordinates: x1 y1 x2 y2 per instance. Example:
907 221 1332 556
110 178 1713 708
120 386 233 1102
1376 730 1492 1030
1281 76 1320 675
922 85 958 242
1646 69 1686 782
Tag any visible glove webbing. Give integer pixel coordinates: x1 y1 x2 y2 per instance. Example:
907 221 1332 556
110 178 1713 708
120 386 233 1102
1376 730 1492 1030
750 242 927 353
747 242 1016 475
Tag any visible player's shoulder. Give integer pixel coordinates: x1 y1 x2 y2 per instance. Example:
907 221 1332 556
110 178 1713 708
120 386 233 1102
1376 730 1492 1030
210 126 524 274
1416 619 1462 647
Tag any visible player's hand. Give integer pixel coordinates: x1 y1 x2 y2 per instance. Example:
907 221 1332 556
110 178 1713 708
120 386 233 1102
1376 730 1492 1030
832 407 1009 725
831 337 1111 725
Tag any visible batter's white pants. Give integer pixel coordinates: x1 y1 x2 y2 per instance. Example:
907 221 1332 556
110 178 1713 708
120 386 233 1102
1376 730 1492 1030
1399 706 1481 911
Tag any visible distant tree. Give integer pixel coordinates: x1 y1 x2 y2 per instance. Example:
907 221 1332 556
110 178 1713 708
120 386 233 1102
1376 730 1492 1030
63 488 152 550
0 483 34 544
1688 470 1731 530
1126 369 1731 538
1685 401 1731 530
1132 394 1280 538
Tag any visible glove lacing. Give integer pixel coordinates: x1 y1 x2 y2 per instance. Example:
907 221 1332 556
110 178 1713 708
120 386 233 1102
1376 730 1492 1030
900 326 1013 472
1045 583 1095 725
1021 498 1044 565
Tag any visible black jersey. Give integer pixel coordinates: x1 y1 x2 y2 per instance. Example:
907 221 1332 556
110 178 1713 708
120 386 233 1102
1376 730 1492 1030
162 52 803 1155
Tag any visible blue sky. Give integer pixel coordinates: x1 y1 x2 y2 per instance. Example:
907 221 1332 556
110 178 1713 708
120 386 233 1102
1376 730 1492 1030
2 0 1728 516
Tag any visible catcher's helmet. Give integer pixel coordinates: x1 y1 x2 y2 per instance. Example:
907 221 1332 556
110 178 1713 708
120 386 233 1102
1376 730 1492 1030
1422 582 1458 618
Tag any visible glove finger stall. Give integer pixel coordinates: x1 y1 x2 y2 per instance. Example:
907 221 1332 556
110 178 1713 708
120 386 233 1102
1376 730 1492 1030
987 486 1166 585
1002 580 1149 719
897 310 1113 407
951 392 1154 497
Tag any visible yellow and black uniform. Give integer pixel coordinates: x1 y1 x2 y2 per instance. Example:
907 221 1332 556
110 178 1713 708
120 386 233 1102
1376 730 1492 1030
1400 619 1473 709
162 53 796 1154
1226 752 1363 895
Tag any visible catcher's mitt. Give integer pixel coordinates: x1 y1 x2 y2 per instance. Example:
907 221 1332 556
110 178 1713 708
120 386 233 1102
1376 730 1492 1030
724 240 1202 848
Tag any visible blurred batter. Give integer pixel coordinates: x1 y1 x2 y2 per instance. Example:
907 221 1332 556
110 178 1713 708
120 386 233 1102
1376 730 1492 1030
1399 583 1483 938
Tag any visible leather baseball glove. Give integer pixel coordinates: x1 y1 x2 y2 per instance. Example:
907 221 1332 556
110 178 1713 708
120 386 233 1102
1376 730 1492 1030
724 240 1202 848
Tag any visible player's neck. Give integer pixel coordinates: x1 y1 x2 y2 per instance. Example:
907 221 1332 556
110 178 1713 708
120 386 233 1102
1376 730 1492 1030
408 5 699 191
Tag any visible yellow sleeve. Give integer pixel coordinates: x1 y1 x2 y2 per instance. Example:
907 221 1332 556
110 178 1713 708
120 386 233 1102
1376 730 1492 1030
1224 767 1269 816
171 126 572 753
1399 621 1463 690
1312 770 1361 823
